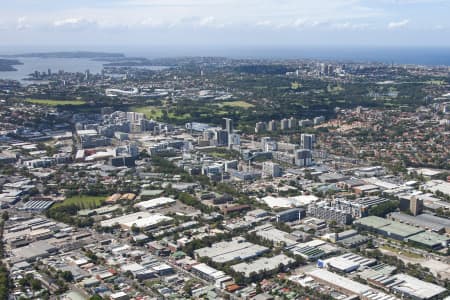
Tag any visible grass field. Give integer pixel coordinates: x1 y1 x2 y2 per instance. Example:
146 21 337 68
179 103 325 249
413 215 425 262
168 111 191 121
131 106 164 119
25 98 86 106
381 245 422 259
219 100 254 109
53 195 105 210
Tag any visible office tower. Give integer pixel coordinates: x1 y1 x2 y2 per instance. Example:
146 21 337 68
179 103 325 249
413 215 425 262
229 133 241 147
262 161 282 178
301 134 315 150
295 149 312 167
222 118 233 134
215 129 229 146
410 197 423 216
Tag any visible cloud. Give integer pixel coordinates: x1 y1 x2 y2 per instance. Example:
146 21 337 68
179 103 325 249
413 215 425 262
17 17 30 30
53 17 97 29
388 19 409 29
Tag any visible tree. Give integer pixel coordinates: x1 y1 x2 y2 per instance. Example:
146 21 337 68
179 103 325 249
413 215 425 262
183 279 196 296
61 271 73 282
368 200 399 217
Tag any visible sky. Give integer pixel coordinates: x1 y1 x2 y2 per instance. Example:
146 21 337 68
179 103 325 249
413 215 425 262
0 0 449 49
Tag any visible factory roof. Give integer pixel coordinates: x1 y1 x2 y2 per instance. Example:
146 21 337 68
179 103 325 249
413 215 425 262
134 197 176 210
390 273 447 299
389 212 447 232
407 231 449 248
379 222 424 238
307 268 372 295
231 254 294 277
354 216 391 229
100 212 172 229
194 238 269 264
323 253 376 272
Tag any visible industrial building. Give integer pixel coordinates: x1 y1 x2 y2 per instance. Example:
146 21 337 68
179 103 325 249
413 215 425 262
231 254 294 277
306 269 397 300
194 237 269 264
99 212 173 230
319 253 376 273
276 208 306 223
308 202 353 225
405 231 449 250
388 212 450 234
355 215 449 249
367 273 447 300
289 239 338 261
253 224 300 247
354 216 423 240
134 197 176 210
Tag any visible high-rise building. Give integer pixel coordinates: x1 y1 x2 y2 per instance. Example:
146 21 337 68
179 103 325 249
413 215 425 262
222 118 233 134
262 161 282 178
229 133 241 147
255 122 266 133
410 197 423 216
267 120 277 131
295 149 312 167
288 117 297 129
215 129 229 146
301 134 315 150
280 118 289 131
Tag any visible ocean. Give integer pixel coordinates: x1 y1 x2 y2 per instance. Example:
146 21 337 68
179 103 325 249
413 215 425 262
0 46 449 82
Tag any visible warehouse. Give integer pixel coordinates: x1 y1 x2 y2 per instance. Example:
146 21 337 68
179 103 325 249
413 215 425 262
100 212 173 230
368 273 447 300
253 224 299 247
388 212 450 233
20 200 54 211
307 269 397 300
191 263 232 285
231 254 294 277
319 253 376 273
307 269 372 296
134 197 176 210
354 216 425 241
194 237 269 264
289 239 338 261
378 221 424 240
388 212 450 234
406 231 449 250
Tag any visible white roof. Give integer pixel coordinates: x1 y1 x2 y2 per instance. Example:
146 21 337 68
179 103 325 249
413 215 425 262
76 129 97 136
391 273 447 299
308 269 372 295
262 195 318 208
100 212 173 229
110 292 128 299
134 197 176 209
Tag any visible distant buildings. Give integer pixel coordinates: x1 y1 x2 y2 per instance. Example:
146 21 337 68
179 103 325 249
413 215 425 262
294 149 313 167
307 201 353 225
276 208 305 223
262 162 282 178
300 134 315 150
